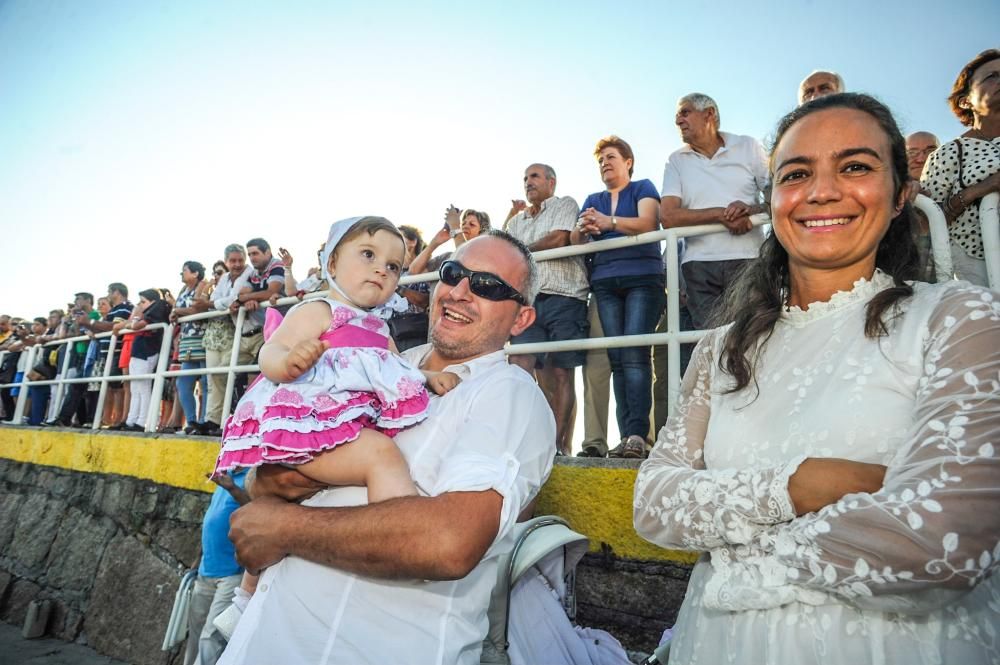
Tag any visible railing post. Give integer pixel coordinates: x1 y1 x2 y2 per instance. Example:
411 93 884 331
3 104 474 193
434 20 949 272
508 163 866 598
222 307 245 424
915 194 953 283
51 339 74 420
145 324 175 433
11 345 37 424
980 193 999 290
91 333 118 431
664 233 682 421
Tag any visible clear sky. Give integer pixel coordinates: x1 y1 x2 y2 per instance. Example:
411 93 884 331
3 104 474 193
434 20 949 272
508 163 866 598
1 0 996 317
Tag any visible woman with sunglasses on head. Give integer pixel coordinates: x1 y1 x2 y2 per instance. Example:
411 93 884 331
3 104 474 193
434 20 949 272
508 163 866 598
634 94 1000 664
211 217 462 631
571 135 663 459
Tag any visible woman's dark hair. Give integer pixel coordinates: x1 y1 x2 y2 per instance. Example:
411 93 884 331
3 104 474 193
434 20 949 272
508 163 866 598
949 49 1000 127
212 260 226 274
183 260 205 282
138 288 162 302
398 224 426 255
715 93 920 397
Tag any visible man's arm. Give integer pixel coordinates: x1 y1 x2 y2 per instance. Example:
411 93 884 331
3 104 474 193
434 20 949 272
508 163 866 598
228 489 502 580
527 229 571 252
660 196 726 228
237 279 283 304
660 196 761 234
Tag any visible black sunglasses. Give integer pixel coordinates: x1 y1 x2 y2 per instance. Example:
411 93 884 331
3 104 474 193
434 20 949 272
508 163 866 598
438 260 527 305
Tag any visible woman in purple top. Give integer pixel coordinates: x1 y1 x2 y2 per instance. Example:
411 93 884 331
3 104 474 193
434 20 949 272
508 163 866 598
571 135 664 459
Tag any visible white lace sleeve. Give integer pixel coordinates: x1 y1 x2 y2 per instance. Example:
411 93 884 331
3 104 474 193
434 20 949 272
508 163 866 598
633 330 805 551
702 284 1000 612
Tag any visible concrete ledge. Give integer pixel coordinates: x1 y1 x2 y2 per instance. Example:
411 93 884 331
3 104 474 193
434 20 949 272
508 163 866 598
0 426 696 564
0 426 218 493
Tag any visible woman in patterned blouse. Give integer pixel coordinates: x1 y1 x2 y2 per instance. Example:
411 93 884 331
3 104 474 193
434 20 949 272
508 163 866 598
921 48 1000 287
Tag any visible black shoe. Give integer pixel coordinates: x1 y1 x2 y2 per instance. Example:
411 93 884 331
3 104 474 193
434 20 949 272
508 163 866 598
108 422 128 431
42 418 69 428
197 421 222 436
576 445 606 458
123 424 145 432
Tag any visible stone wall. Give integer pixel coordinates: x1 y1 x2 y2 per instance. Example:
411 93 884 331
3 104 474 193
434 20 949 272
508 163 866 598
0 459 207 665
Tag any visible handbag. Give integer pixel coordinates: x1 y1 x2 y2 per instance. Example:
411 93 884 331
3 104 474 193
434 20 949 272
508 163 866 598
387 312 429 345
161 569 197 651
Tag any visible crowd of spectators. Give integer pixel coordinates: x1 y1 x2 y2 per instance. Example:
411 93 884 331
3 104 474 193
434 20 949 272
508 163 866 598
2 52 999 464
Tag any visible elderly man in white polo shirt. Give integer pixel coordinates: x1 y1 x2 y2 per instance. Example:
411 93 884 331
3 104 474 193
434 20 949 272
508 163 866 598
218 231 555 665
660 92 769 331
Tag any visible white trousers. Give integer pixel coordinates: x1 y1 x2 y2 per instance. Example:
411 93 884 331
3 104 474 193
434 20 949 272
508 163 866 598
126 354 158 427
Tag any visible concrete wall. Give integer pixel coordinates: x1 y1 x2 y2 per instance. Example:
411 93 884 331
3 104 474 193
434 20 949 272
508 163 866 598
0 426 693 660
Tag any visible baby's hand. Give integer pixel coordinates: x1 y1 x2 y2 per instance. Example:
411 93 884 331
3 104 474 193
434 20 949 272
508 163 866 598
426 371 461 396
285 339 329 380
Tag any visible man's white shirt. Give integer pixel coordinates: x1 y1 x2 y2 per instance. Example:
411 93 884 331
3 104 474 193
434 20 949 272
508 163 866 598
661 131 769 264
218 347 555 665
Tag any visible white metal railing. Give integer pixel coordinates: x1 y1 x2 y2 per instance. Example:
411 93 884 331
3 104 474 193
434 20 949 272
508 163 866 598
980 193 999 289
0 194 991 429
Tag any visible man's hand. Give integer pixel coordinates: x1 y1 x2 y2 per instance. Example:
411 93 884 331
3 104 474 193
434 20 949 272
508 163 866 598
788 457 887 516
720 214 753 235
278 247 294 267
248 464 326 501
229 495 296 574
244 300 259 313
229 300 241 313
284 339 329 380
508 199 527 219
722 200 751 222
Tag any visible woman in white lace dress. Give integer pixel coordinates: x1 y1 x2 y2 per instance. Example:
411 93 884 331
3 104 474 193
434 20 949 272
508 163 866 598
633 93 1000 664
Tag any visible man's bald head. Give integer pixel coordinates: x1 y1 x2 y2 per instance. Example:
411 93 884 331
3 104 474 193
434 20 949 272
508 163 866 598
906 131 940 180
798 70 844 105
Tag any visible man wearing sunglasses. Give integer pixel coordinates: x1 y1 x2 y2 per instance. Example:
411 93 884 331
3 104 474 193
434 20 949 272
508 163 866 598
220 231 556 665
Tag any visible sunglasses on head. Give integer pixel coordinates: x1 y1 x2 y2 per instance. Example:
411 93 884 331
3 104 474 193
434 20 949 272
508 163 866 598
438 260 527 305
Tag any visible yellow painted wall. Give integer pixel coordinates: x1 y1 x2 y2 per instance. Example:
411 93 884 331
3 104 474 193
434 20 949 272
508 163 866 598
0 428 695 564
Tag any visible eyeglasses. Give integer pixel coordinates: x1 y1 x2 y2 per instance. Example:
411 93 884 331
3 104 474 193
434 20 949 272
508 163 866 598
438 260 527 305
214 270 225 277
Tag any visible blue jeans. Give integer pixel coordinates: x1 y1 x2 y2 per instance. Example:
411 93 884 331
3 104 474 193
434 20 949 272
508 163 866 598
28 386 50 425
591 274 665 439
177 360 207 425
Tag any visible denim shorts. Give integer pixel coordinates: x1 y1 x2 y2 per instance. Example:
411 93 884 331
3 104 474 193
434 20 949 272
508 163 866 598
511 293 589 368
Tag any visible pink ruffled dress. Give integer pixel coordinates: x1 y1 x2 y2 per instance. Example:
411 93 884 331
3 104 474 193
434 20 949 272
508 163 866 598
213 298 430 475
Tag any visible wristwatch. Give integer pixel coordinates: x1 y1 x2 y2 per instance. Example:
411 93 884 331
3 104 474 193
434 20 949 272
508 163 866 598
449 228 462 238
611 216 617 230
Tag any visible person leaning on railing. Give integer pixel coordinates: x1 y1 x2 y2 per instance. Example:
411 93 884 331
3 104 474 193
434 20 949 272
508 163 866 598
570 135 663 460
115 289 172 432
202 244 252 437
921 48 1000 287
232 238 284 382
170 260 212 435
